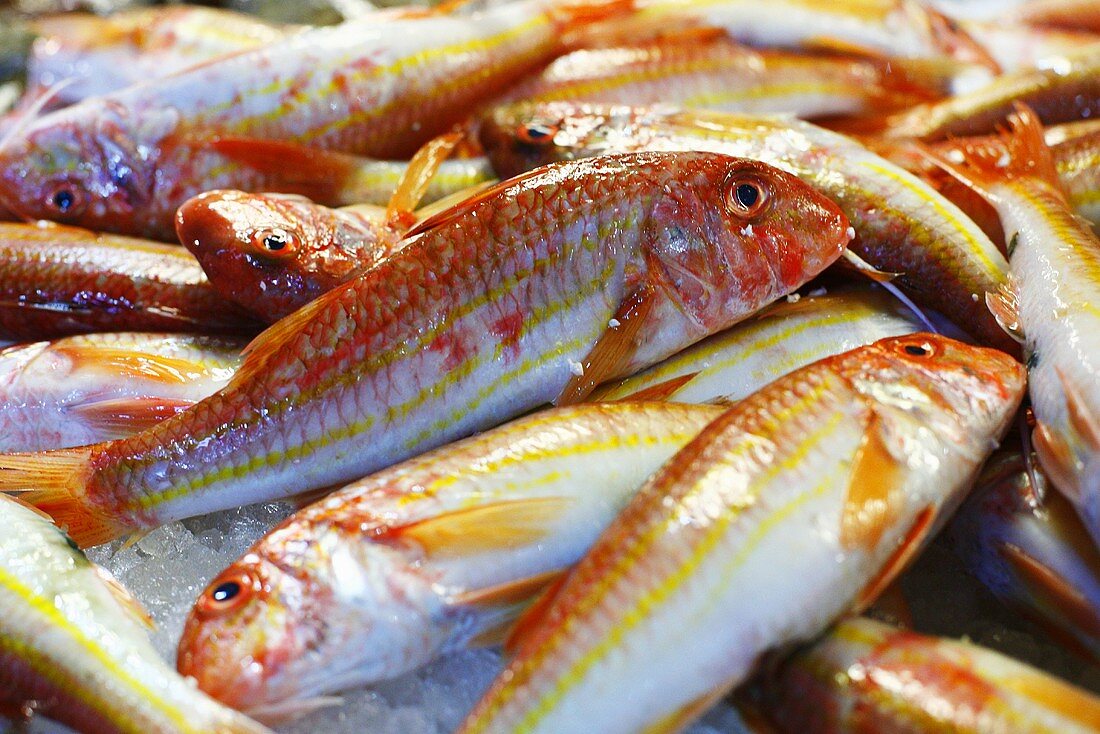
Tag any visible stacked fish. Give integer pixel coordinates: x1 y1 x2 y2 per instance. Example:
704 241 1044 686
0 0 1098 732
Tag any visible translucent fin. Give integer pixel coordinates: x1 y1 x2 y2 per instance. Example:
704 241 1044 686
386 130 463 228
69 396 194 436
853 506 936 611
1000 542 1100 638
94 565 155 631
841 414 904 551
504 572 570 657
53 344 208 383
382 497 572 557
985 278 1025 343
613 372 699 403
1034 421 1080 501
454 568 566 609
555 284 656 405
0 447 127 547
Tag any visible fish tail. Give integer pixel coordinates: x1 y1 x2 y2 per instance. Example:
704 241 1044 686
0 447 126 547
920 2 1000 74
920 104 1064 204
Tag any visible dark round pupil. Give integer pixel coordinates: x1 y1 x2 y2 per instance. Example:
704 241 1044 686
904 344 929 356
53 189 75 212
735 183 759 209
524 123 553 141
212 581 241 603
263 233 288 251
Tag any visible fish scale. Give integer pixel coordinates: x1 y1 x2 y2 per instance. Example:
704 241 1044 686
0 151 849 546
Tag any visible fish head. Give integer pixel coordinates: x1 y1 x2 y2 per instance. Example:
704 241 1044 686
0 100 174 232
178 524 440 714
481 101 656 177
842 333 1026 444
640 151 850 335
175 190 364 322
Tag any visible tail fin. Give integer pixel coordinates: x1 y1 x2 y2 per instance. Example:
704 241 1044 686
0 447 128 547
920 104 1065 205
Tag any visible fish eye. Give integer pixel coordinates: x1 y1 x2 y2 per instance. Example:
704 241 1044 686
198 570 256 617
46 184 83 217
724 175 770 219
516 120 559 145
251 228 298 257
897 340 936 358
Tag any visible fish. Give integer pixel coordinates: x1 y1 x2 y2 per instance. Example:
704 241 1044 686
591 285 923 403
480 102 1014 351
1013 0 1100 34
0 493 273 734
176 401 725 714
960 19 1100 74
950 450 1100 665
0 151 850 547
0 0 617 240
175 129 477 322
499 36 938 120
566 0 996 73
0 220 262 340
885 46 1100 141
925 105 1100 548
0 332 243 452
176 191 404 322
755 616 1100 733
21 7 289 113
456 333 1025 734
1051 120 1100 232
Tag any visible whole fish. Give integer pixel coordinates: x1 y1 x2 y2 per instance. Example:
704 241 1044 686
480 102 1013 351
0 221 261 340
0 151 849 547
0 0 612 239
592 286 923 403
176 401 724 715
756 616 1100 733
22 7 288 112
500 37 937 120
457 333 1025 734
927 106 1100 547
176 191 403 322
0 333 243 452
566 0 995 70
885 46 1100 140
0 493 273 734
950 451 1100 664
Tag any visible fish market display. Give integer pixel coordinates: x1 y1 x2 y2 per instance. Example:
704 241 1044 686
500 37 936 119
457 334 1025 733
591 286 923 403
0 332 243 452
0 151 849 547
481 102 1013 350
755 616 1100 733
176 191 403 321
929 106 1100 546
177 401 724 712
0 221 261 340
2 0 1100 731
0 493 273 734
0 0 612 239
951 451 1100 664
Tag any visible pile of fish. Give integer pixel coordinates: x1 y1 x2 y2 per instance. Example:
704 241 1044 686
0 0 1099 731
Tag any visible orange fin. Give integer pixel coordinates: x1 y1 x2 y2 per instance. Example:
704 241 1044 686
919 103 1065 204
379 497 572 557
549 0 636 35
612 372 699 403
555 284 656 405
1034 421 1081 502
386 130 463 229
0 447 128 547
1000 542 1100 638
985 277 1025 343
853 505 936 611
52 345 208 384
94 565 155 630
1058 367 1100 452
454 568 567 609
841 413 904 551
923 4 1001 74
206 137 362 201
503 571 570 657
868 580 915 629
69 396 194 435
